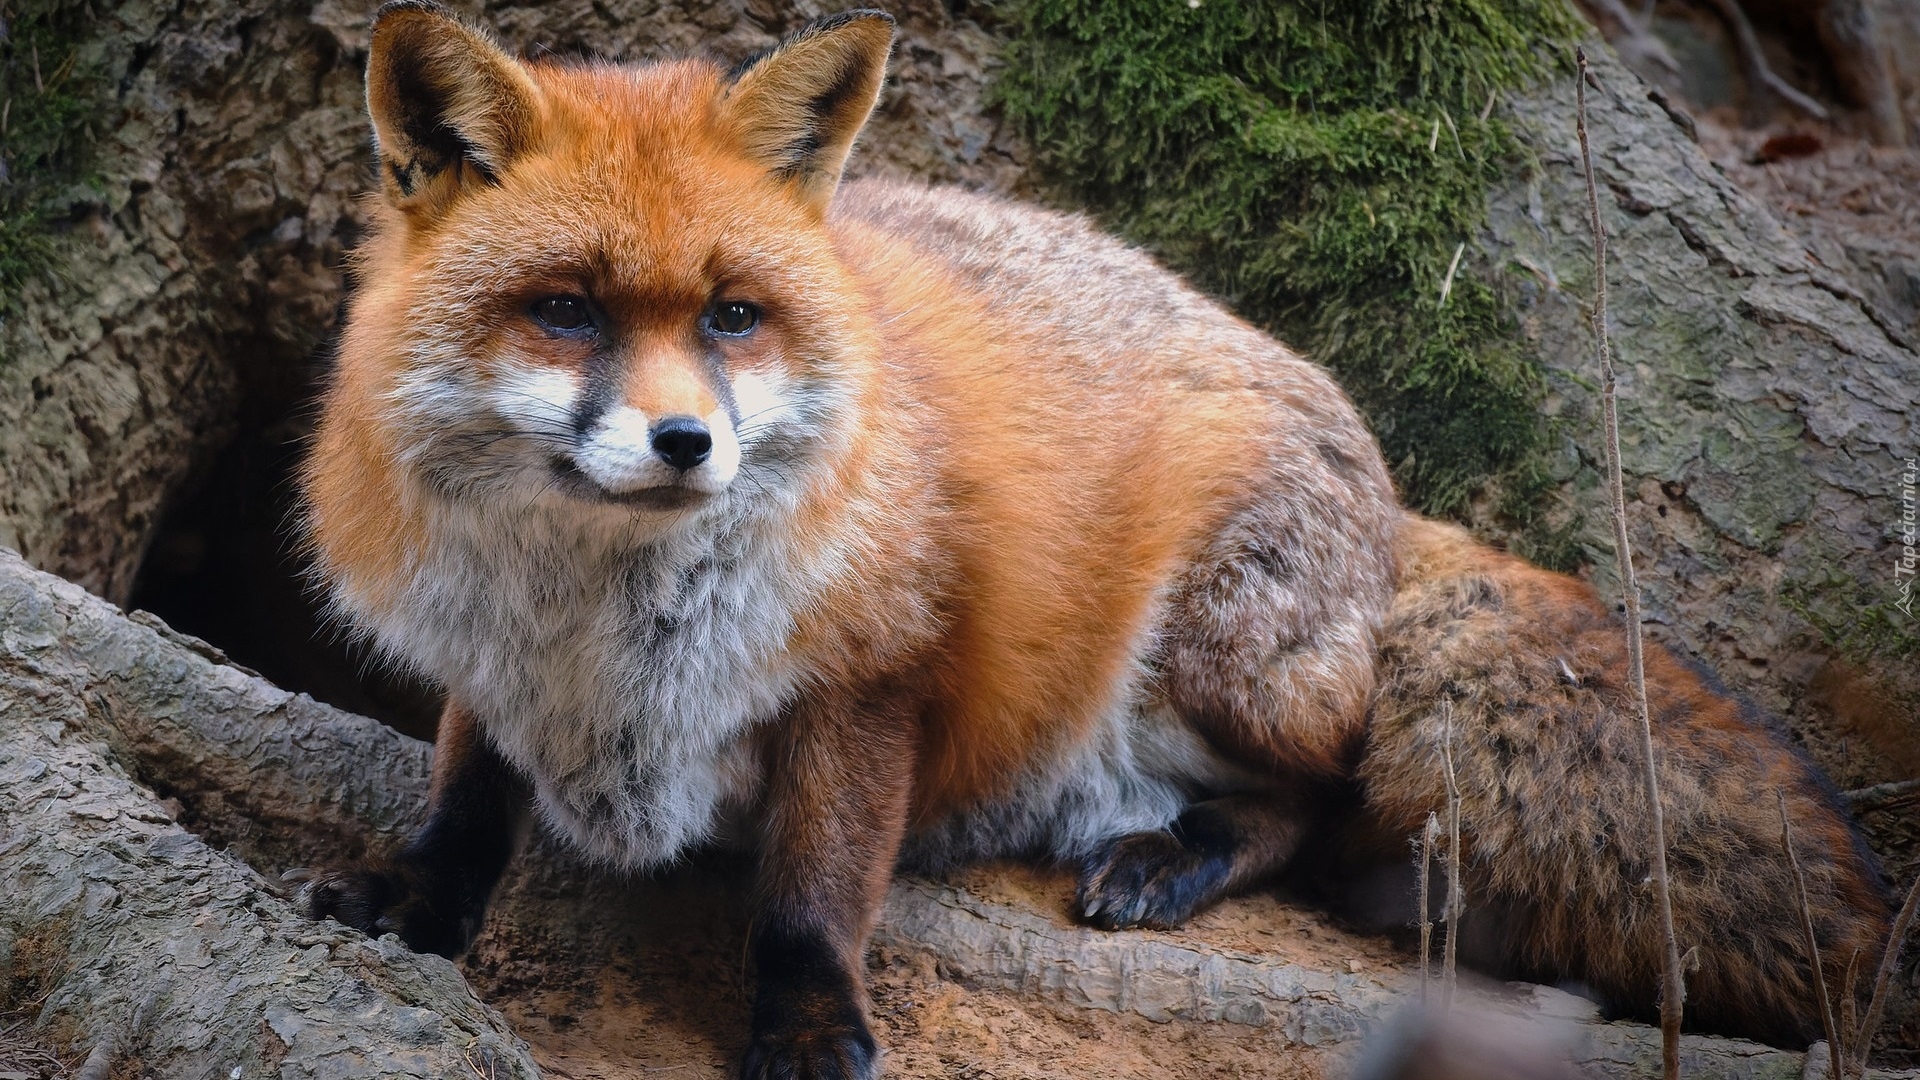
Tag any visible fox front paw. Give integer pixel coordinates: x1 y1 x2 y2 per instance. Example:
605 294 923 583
1076 830 1232 931
283 863 480 958
740 1024 878 1080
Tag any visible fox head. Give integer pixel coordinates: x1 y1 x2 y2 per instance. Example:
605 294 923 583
325 2 893 529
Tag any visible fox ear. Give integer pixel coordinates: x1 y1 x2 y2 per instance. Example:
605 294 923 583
719 11 894 216
365 1 542 216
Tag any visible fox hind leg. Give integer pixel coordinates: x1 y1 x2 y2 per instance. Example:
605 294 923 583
1077 494 1394 930
1155 497 1393 782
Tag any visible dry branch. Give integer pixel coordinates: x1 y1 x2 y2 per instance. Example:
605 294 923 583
1697 0 1831 121
1854 873 1920 1077
1419 811 1440 1006
1440 700 1463 1014
1844 780 1920 815
1781 794 1846 1080
1575 46 1687 1080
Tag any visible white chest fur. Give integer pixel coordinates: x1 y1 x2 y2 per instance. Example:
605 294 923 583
362 501 805 868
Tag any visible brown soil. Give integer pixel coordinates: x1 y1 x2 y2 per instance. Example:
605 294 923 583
459 852 1387 1079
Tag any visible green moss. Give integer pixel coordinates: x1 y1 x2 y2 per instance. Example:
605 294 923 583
993 0 1580 516
1 0 101 314
1783 570 1920 671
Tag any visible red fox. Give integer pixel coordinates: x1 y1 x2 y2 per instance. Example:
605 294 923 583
293 5 1890 1075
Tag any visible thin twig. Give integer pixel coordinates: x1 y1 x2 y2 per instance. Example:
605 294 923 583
1839 948 1860 1075
1843 777 1920 814
1575 47 1685 1080
1418 811 1440 1006
1440 698 1463 1014
1852 870 1920 1077
1429 116 1441 153
1441 109 1463 159
1781 793 1844 1080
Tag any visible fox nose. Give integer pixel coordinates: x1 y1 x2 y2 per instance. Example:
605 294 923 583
650 416 712 472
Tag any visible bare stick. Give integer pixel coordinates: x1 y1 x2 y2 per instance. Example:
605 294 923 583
1439 242 1466 307
1852 870 1920 1077
1418 811 1440 1006
1780 793 1844 1080
1440 699 1463 1014
1839 948 1859 1076
1575 47 1685 1080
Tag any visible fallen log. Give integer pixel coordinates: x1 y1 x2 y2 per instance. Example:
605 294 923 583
0 553 534 1078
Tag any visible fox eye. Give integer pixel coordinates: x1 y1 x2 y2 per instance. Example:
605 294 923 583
532 295 593 333
707 301 761 337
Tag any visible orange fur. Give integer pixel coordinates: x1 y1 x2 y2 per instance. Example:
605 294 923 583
304 19 1394 816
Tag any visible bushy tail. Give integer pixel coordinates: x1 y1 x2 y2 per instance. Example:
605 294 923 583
1349 514 1891 1046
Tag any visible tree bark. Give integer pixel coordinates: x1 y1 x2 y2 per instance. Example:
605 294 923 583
0 551 534 1078
1478 42 1919 810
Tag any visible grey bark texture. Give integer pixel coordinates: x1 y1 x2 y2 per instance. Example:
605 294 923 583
1476 43 1919 812
5 546 1916 1080
0 549 534 1079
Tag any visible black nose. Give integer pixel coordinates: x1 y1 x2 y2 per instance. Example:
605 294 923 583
650 416 712 471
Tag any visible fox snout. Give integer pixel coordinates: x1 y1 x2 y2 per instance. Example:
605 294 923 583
566 402 741 502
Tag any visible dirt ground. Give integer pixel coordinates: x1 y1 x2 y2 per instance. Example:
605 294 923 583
460 853 1389 1080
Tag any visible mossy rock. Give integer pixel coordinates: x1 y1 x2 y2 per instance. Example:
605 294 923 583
993 0 1581 523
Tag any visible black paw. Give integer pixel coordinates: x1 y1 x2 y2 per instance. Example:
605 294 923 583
1076 830 1232 930
740 1024 878 1080
283 862 480 958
